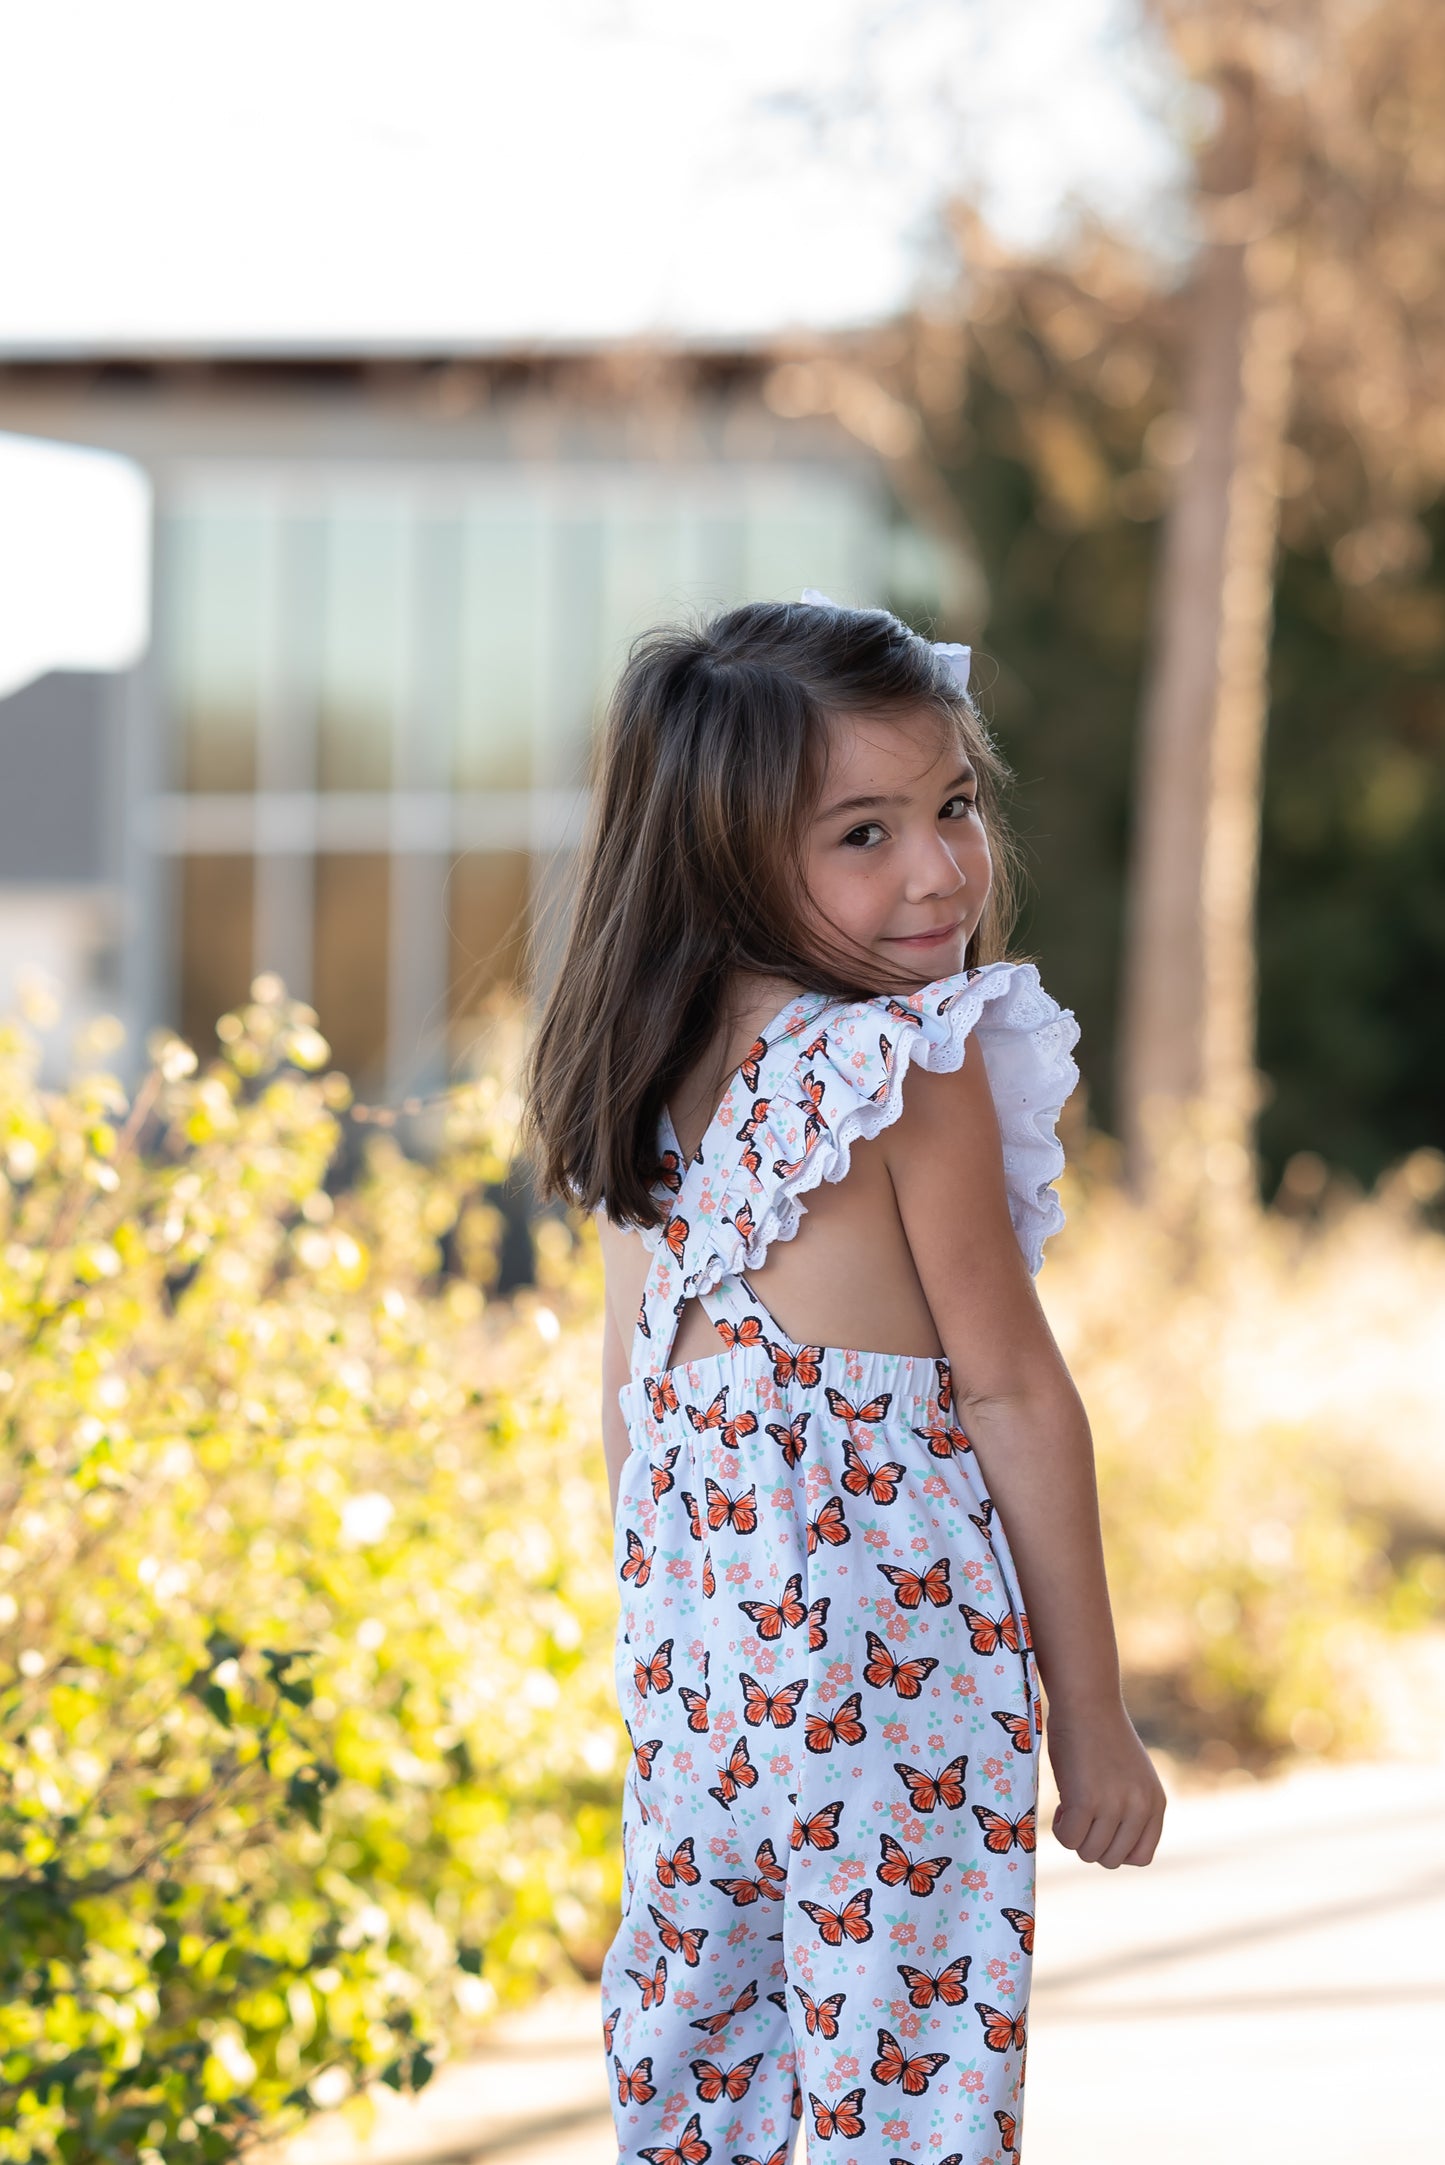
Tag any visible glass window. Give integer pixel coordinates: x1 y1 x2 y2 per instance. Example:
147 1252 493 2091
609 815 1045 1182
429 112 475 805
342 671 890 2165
454 509 544 791
314 853 390 1087
163 507 271 792
316 506 407 792
179 855 254 1055
445 850 531 1066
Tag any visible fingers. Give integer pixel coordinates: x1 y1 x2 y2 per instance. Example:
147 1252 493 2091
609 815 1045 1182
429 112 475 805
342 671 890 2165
1052 1789 1166 1867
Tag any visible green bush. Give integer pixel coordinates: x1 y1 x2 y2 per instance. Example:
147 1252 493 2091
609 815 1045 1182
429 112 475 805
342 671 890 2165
0 984 618 2162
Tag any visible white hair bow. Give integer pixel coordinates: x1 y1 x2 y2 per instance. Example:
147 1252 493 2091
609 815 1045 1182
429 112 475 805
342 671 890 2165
799 587 971 697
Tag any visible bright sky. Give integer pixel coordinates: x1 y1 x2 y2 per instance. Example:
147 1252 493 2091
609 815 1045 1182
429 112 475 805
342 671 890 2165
0 0 1191 349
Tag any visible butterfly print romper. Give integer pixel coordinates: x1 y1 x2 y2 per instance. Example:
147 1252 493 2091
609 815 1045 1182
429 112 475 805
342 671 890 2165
599 959 1080 2165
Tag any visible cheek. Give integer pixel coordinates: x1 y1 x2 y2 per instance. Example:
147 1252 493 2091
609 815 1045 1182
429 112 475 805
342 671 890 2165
804 854 887 933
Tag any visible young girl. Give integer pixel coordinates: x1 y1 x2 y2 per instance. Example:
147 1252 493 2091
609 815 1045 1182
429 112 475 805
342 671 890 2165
521 594 1166 2165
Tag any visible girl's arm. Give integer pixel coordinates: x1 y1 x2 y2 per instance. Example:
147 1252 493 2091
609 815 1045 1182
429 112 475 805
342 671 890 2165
601 1292 633 1520
882 1045 1166 1869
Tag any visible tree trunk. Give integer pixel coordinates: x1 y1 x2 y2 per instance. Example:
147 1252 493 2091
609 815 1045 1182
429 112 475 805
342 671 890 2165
1117 66 1298 1248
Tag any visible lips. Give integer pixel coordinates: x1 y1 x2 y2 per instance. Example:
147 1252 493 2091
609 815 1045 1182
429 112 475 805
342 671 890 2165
887 921 961 943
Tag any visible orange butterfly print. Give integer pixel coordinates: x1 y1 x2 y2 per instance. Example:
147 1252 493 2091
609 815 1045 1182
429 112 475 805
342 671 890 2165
690 2051 762 2103
715 1312 765 1352
934 1357 953 1412
634 1639 674 1698
790 1799 844 1851
737 1043 769 1093
650 1445 680 1499
688 1391 759 1453
976 2001 1028 2053
633 1737 662 1780
648 1898 708 1963
992 1709 1034 1753
740 1673 807 1729
704 1478 758 1533
892 2157 961 2165
765 1412 811 1468
824 1385 894 1429
877 1831 951 1896
960 1604 1022 1656
655 1836 700 1887
729 1200 758 1244
808 2087 866 2141
620 1530 654 1586
896 1954 972 2008
1000 1905 1035 1954
662 1213 689 1263
894 1754 969 1812
863 1628 939 1699
706 1736 757 1808
710 1839 786 1907
841 1437 904 1505
681 1491 704 1543
626 1955 667 2008
870 2025 950 2095
644 1373 679 1421
794 1985 845 2038
701 1550 716 1597
806 1496 851 1551
765 1339 824 1388
602 2005 620 2053
799 1887 873 1946
733 2148 788 2165
687 1977 758 2036
807 1594 831 1650
656 1146 685 1194
677 1685 711 1735
737 1572 806 1638
917 1418 972 1459
614 2053 656 2104
878 1555 952 1607
804 1690 867 1754
639 2110 710 2165
969 1498 996 1535
971 1804 1037 1854
995 2108 1019 2153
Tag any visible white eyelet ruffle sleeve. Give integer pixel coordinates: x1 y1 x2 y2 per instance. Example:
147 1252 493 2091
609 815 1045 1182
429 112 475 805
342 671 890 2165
649 958 1081 1307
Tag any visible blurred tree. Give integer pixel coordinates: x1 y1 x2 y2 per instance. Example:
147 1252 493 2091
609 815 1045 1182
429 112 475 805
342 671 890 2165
1124 0 1445 1236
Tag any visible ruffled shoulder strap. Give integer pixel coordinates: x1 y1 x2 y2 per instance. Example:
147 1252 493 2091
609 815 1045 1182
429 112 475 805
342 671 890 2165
633 960 1079 1374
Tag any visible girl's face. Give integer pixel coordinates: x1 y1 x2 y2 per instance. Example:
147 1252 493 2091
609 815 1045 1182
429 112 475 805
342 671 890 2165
800 706 991 987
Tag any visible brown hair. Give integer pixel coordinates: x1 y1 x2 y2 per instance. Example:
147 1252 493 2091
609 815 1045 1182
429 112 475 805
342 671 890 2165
519 598 1026 1229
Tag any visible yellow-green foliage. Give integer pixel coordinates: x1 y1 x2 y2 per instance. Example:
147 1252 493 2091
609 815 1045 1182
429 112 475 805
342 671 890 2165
1042 1130 1445 1763
0 986 618 2163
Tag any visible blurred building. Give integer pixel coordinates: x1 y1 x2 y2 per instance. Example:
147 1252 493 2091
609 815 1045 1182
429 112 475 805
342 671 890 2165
0 352 943 1096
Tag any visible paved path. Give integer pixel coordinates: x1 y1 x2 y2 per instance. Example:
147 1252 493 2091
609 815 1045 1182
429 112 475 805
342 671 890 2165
278 1754 1445 2164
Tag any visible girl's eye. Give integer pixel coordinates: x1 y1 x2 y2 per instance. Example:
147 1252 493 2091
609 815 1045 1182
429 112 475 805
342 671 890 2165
841 795 979 849
945 792 980 819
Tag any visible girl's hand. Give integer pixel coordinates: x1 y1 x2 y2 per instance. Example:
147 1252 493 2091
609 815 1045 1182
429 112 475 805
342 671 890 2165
1044 1698 1167 1867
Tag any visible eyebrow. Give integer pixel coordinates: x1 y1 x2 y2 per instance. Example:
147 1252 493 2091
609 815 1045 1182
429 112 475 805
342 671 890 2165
815 766 977 824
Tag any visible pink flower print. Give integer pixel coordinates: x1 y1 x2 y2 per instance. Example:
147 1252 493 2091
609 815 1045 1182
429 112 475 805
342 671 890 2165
666 1557 693 1582
988 1957 1009 1983
834 2054 860 2081
674 1989 698 2011
672 1749 693 1773
951 1672 977 1699
901 1816 925 1846
767 1752 794 1780
963 1868 988 1891
963 1558 983 1580
715 1453 740 1482
708 1835 732 1858
803 1462 831 1502
984 1757 1004 1781
725 1559 751 1586
742 1635 761 1660
817 1679 838 1705
771 1485 795 1511
928 1734 945 1752
882 1719 909 1745
882 2118 909 2142
886 1615 910 1643
688 1638 706 1664
661 2091 686 2129
633 1928 651 1959
875 1597 897 1624
723 2120 743 2148
753 1647 777 1676
712 1709 737 1739
727 1918 750 1947
829 1869 851 1896
826 1661 855 1689
896 2010 921 2040
864 1526 889 1550
888 1919 917 1946
922 1475 949 1498
909 1534 930 1554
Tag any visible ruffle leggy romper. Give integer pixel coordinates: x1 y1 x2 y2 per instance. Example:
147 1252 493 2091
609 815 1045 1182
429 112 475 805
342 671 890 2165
599 959 1080 2165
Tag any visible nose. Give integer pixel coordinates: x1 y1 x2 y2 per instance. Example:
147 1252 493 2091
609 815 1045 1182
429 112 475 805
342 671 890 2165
904 828 968 903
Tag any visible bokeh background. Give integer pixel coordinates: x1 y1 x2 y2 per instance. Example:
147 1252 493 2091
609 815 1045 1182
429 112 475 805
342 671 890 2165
0 3 1442 2162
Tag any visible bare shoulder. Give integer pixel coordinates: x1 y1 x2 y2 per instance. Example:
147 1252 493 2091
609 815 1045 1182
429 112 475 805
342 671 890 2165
880 1044 1072 1410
